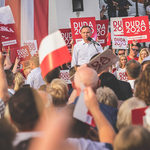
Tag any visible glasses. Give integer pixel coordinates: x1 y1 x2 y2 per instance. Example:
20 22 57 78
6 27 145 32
132 48 139 52
118 53 125 56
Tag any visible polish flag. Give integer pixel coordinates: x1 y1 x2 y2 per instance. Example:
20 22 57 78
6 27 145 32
39 30 72 78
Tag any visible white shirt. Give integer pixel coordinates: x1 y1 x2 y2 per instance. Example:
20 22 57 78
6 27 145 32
127 80 135 90
114 68 128 81
71 40 103 67
26 67 45 89
67 138 112 150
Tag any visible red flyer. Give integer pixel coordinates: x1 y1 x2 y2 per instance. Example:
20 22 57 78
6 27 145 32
70 17 97 43
59 28 72 51
16 46 31 61
123 16 150 43
96 20 109 47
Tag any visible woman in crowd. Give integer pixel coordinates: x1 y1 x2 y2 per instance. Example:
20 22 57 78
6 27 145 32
138 48 149 64
114 55 128 81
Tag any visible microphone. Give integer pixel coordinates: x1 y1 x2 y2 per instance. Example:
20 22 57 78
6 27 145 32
87 37 100 46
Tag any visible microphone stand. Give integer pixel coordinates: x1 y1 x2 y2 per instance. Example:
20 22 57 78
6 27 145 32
93 43 99 53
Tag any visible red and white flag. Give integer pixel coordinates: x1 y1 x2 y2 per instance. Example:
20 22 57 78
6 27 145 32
39 30 72 78
2 0 49 47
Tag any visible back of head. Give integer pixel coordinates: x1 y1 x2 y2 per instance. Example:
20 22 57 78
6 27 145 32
44 67 60 83
47 78 68 106
14 72 25 91
99 72 121 99
135 64 150 105
0 118 16 150
30 56 39 68
114 126 150 150
96 87 118 108
126 60 141 79
8 87 44 131
74 66 98 91
5 69 14 87
117 97 146 130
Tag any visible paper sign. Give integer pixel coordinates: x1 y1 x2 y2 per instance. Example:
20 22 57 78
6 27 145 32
112 36 128 49
132 106 148 125
59 28 72 51
23 40 38 56
123 16 150 43
70 17 97 43
88 49 119 74
0 6 15 24
16 46 31 61
96 20 109 47
111 17 124 37
0 6 18 49
73 90 88 122
60 70 71 84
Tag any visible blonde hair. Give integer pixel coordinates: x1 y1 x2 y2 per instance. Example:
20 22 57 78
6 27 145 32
119 55 127 68
46 79 68 106
14 72 25 91
30 56 39 67
138 48 149 64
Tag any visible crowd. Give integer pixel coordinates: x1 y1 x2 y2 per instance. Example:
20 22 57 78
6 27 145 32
0 22 150 150
100 0 150 20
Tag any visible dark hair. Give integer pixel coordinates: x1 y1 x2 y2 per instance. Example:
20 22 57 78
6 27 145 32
99 72 121 99
80 25 92 32
5 69 14 86
114 126 150 150
0 118 16 150
44 67 60 83
8 87 43 131
126 60 141 79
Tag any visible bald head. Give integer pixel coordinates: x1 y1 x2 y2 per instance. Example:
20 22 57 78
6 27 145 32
74 66 98 91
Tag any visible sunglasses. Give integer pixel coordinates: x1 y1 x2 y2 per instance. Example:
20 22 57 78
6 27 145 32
132 48 139 52
118 53 125 56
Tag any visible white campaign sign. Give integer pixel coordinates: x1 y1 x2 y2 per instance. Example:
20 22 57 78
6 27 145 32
112 36 128 49
111 17 124 37
23 40 38 56
60 70 71 84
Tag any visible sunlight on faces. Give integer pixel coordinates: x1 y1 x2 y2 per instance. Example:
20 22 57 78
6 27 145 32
81 27 92 42
130 46 139 57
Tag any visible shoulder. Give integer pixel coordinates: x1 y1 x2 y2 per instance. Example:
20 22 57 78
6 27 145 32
67 138 113 150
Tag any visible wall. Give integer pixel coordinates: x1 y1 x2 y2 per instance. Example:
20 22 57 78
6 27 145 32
49 0 100 32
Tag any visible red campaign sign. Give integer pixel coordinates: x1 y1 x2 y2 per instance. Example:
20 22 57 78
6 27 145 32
16 46 31 61
96 20 109 47
70 17 97 42
0 24 19 49
123 16 150 43
59 28 72 50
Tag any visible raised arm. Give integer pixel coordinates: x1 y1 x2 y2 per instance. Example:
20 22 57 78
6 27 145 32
84 86 116 144
0 52 10 103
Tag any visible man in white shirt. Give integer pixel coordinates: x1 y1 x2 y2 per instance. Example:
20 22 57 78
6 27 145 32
26 56 45 89
71 26 103 67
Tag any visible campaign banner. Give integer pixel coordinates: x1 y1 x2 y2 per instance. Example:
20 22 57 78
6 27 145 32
59 28 72 51
59 70 71 84
112 36 128 49
88 49 119 74
16 46 31 61
0 6 18 49
123 16 150 43
96 20 109 47
111 17 124 38
23 40 38 56
70 17 97 43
